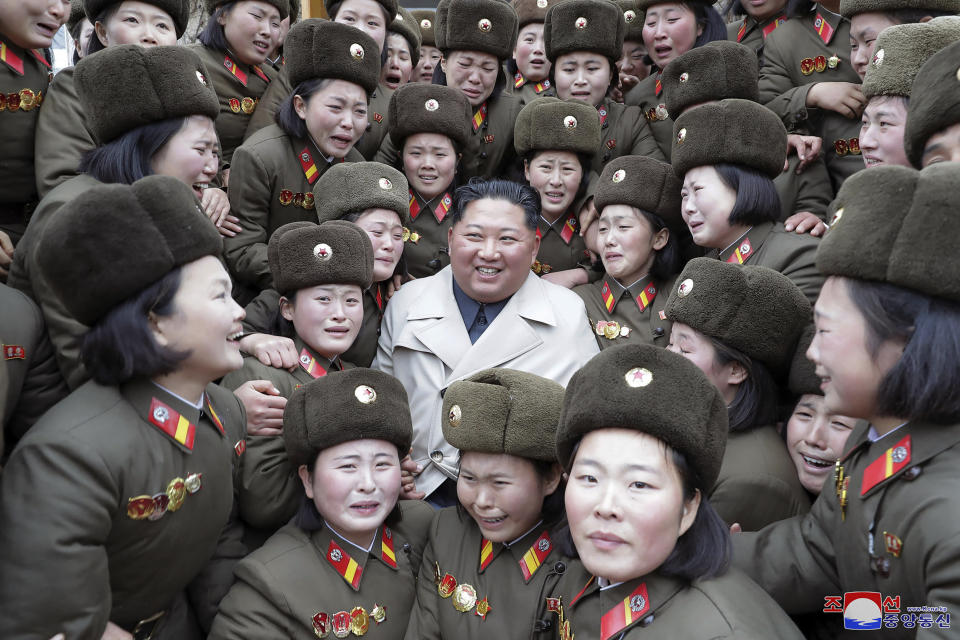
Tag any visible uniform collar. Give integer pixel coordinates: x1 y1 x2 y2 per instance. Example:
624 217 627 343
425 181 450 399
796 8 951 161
597 273 656 314
312 522 400 591
852 420 960 498
594 574 684 638
293 336 342 383
716 222 774 264
121 378 227 453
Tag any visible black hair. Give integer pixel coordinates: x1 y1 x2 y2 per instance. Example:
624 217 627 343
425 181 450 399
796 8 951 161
708 336 780 433
198 3 235 53
522 149 593 206
607 206 683 282
450 177 540 231
713 163 781 227
557 440 730 581
69 17 90 65
276 78 334 139
327 0 392 24
433 53 508 103
691 3 728 47
79 116 188 184
81 268 190 385
786 0 815 18
546 53 619 102
844 278 960 424
86 5 120 55
454 454 567 528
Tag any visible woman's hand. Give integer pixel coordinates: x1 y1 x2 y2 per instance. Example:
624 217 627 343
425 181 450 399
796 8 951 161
785 134 823 173
400 450 425 500
233 380 287 437
100 622 133 640
0 230 14 281
807 82 865 120
239 333 299 369
541 267 589 289
784 211 827 237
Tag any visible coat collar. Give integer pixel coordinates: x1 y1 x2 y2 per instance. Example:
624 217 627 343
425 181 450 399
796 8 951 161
121 378 227 453
311 522 400 591
714 222 774 264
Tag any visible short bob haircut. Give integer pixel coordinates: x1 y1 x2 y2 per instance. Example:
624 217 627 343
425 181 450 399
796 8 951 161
449 177 540 231
596 205 683 283
709 335 780 433
522 149 593 206
79 116 191 185
844 277 960 424
713 163 781 228
81 267 189 385
276 78 334 139
86 6 119 56
558 438 730 581
198 2 235 53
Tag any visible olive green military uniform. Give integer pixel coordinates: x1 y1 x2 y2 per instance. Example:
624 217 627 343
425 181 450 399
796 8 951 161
712 426 812 531
405 509 564 640
223 125 363 292
406 187 455 278
623 73 674 160
0 37 51 242
241 282 388 368
776 153 834 221
533 213 592 276
546 561 805 639
726 12 789 57
758 7 863 191
7 174 101 389
508 72 557 104
33 65 96 197
356 84 394 160
590 98 666 174
211 502 434 640
705 221 824 303
191 43 276 166
0 283 68 456
574 274 676 350
0 379 246 638
243 64 289 139
734 420 960 638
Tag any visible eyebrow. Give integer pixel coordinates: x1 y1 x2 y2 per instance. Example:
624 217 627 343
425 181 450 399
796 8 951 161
464 223 523 234
576 457 659 474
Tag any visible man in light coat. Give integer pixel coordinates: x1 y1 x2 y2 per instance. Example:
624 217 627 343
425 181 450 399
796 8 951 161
374 179 600 504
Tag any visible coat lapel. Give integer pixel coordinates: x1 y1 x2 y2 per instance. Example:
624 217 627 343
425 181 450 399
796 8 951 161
401 268 472 371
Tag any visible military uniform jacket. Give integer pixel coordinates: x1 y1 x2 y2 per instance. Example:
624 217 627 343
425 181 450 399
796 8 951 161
224 124 363 292
733 419 960 639
8 174 102 390
727 12 789 57
405 509 564 640
707 221 823 303
0 378 246 638
34 65 96 197
623 73 674 161
223 339 350 531
0 283 68 453
574 273 675 350
506 71 556 105
532 212 592 277
210 502 435 640
590 98 665 177
376 92 523 180
355 83 393 160
191 43 276 166
0 35 51 237
711 425 812 531
405 187 455 279
775 152 834 221
758 7 863 191
547 561 805 639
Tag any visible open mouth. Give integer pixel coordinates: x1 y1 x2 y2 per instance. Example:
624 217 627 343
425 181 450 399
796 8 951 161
801 453 833 470
479 515 506 527
351 501 380 515
252 39 270 54
544 190 565 202
384 72 403 88
227 330 244 344
193 182 210 199
476 266 500 278
604 252 622 262
330 134 354 149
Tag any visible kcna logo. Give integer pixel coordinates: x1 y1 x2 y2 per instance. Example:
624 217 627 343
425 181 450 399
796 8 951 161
823 592 950 631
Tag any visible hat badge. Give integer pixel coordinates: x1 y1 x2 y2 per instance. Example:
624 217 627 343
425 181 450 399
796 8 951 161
872 48 884 68
379 177 393 190
564 115 578 129
313 243 333 261
624 9 636 22
350 43 365 60
355 384 377 404
575 16 588 30
612 168 626 183
676 128 687 144
677 278 693 297
425 98 440 111
196 70 208 86
537 0 548 7
394 14 403 23
448 404 462 427
478 18 492 32
624 367 653 388
829 207 844 228
421 18 432 29
679 72 689 83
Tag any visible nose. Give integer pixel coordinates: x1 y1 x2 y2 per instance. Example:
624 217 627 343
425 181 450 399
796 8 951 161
858 123 877 151
574 67 587 85
141 24 159 46
50 0 69 21
533 35 545 54
474 484 495 509
806 333 821 366
231 297 245 323
478 236 500 260
330 298 347 320
666 341 680 354
548 166 562 185
356 464 376 492
852 45 869 71
594 481 621 520
806 415 829 449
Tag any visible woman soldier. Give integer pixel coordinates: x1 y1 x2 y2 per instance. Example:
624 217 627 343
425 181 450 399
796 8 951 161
663 258 812 530
858 18 960 170
223 220 375 537
574 155 682 349
543 0 664 177
211 369 434 639
376 0 523 181
405 369 566 640
238 162 408 375
547 344 805 638
0 177 247 639
507 0 556 105
733 163 960 635
673 99 824 303
8 45 222 390
34 0 189 198
66 0 94 63
514 97 600 287
411 9 440 84
386 83 470 278
612 0 650 101
223 19 379 301
245 0 398 160
192 0 286 176
726 0 788 56
381 7 420 90
622 0 726 160
0 0 68 249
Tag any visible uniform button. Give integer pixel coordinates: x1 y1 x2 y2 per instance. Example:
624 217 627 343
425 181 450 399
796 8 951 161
402 543 411 553
640 614 655 627
480 152 488 159
428 258 441 270
653 327 665 337
903 465 922 480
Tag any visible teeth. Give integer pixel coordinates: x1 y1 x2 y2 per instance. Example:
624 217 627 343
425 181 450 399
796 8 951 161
477 267 498 274
194 183 209 191
227 332 244 341
802 455 831 468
